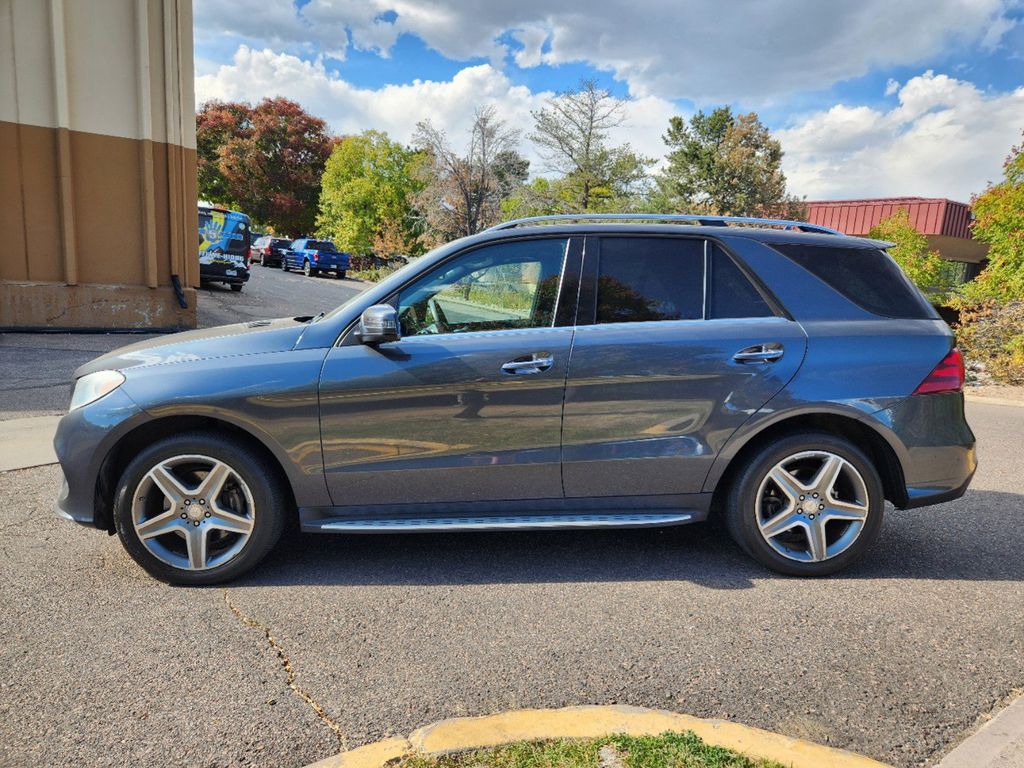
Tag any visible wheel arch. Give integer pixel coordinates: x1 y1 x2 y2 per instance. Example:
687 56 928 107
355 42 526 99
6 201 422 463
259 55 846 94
706 410 908 519
94 414 297 533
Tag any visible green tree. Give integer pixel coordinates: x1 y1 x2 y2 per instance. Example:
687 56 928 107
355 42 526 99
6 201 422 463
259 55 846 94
316 130 425 257
196 98 336 235
960 131 1024 303
529 79 653 212
658 107 803 217
868 209 959 302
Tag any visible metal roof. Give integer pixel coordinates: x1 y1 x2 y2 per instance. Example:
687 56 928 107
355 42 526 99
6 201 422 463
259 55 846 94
805 197 974 239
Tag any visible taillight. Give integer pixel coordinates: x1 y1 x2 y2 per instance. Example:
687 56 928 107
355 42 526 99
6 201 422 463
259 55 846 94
913 348 964 395
312 251 319 262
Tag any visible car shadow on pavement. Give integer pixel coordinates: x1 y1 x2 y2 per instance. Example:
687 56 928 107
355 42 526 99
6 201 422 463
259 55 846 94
234 489 1024 589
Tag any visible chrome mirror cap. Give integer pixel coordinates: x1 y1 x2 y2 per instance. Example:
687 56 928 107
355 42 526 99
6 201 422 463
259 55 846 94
358 304 400 344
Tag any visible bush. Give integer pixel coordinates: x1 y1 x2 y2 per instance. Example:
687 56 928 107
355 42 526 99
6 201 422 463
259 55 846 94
956 301 1024 384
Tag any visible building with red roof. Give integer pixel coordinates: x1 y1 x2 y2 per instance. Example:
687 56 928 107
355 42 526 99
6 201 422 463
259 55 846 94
805 198 988 273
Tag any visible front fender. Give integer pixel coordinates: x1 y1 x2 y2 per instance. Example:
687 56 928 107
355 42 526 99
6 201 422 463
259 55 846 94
120 348 333 508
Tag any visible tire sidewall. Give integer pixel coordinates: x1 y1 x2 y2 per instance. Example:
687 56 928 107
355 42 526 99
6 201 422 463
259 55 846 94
113 433 285 585
726 432 885 576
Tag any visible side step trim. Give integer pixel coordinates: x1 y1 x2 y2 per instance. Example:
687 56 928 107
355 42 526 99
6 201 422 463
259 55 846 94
313 512 694 533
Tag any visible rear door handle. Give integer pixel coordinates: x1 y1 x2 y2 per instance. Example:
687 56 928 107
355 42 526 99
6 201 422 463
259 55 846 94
733 343 784 364
502 353 554 375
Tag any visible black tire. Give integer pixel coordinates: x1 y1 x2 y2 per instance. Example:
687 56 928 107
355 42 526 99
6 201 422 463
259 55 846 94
724 431 884 576
281 258 289 272
335 270 346 280
113 432 288 585
259 254 267 267
303 260 317 277
230 283 243 292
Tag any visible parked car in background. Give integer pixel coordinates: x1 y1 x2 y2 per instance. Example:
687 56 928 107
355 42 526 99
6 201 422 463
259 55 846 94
251 236 292 268
198 205 250 292
282 238 350 279
55 213 976 584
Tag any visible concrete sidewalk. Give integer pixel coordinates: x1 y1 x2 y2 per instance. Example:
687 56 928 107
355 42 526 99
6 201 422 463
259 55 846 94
0 415 61 472
937 693 1024 768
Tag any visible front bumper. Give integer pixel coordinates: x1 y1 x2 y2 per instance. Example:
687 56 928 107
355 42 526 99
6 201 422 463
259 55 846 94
53 387 144 527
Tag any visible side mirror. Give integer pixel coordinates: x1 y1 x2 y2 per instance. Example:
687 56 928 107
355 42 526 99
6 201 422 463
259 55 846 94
358 304 400 344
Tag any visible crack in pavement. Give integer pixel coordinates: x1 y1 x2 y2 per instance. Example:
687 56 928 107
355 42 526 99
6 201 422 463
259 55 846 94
222 589 349 753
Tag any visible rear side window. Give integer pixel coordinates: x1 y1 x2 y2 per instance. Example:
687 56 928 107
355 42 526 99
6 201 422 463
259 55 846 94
772 244 938 319
306 240 336 251
597 237 704 323
708 245 774 319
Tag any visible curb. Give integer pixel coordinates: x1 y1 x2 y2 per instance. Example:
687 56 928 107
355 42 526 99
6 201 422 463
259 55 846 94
305 705 891 768
964 393 1024 408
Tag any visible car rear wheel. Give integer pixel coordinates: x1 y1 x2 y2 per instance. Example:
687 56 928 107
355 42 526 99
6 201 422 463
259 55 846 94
335 270 346 280
724 432 884 576
281 258 289 272
303 260 317 277
259 254 267 267
230 283 243 292
113 433 287 585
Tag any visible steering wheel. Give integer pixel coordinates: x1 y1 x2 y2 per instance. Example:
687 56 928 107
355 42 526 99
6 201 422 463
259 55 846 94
428 297 450 333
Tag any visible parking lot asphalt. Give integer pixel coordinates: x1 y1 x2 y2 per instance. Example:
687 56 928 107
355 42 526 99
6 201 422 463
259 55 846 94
0 401 1021 768
0 265 367 418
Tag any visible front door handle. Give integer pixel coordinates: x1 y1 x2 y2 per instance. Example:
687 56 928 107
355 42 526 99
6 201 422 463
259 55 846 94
733 343 784 364
502 353 554 375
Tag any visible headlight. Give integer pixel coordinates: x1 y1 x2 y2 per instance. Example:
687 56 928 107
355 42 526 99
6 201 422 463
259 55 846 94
69 370 126 411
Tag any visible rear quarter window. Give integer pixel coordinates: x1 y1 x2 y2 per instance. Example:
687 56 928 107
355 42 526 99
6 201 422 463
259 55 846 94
771 243 938 320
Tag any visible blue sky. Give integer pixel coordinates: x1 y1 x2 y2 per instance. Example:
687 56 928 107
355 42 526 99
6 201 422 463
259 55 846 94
193 0 1024 200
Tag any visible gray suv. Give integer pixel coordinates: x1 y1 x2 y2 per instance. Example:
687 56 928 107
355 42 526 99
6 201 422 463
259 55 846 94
54 214 976 584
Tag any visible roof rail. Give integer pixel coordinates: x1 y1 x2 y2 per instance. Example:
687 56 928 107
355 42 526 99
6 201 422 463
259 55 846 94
486 213 843 236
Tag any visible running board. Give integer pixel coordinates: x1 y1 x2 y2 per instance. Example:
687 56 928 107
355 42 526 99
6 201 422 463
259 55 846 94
311 512 694 533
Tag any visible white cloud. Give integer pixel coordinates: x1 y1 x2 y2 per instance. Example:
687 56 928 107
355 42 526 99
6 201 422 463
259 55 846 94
194 46 681 170
779 71 1024 201
194 0 1019 102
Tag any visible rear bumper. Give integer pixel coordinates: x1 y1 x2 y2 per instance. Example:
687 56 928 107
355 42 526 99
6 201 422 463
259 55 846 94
200 262 250 283
902 467 976 509
868 392 977 510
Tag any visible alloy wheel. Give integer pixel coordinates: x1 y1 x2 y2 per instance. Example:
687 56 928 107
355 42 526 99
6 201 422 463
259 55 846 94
754 450 870 563
131 454 256 571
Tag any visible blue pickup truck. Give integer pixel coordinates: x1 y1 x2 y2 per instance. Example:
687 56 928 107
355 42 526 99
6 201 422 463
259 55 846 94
281 238 350 279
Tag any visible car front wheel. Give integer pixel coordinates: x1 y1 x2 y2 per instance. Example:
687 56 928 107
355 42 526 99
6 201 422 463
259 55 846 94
725 432 884 576
113 433 287 585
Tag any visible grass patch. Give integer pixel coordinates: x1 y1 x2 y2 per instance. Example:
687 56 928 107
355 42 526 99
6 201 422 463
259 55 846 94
394 732 786 768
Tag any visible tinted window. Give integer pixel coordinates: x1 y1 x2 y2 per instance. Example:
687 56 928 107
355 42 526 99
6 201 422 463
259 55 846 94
306 240 336 251
772 244 938 319
596 237 704 323
708 245 774 319
398 238 568 336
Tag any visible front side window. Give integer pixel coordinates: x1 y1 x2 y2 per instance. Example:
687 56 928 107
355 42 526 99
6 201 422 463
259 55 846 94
596 237 704 323
397 238 568 337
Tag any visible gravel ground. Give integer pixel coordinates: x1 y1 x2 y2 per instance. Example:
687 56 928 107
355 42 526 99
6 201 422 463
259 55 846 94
0 401 1021 768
